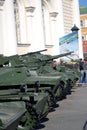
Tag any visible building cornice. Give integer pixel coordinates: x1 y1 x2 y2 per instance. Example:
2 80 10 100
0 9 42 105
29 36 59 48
0 0 5 10
25 6 35 13
0 0 5 6
49 12 58 17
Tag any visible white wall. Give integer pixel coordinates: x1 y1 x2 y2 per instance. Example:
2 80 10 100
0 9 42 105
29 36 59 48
3 0 17 56
73 0 83 59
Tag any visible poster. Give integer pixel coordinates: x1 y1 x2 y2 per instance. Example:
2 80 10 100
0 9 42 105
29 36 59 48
59 31 79 61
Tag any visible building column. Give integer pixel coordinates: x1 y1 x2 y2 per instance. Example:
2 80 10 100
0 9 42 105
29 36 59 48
49 12 59 55
25 6 35 50
3 0 17 56
0 1 5 54
57 0 64 37
17 0 27 44
49 0 64 56
50 12 58 44
29 0 45 51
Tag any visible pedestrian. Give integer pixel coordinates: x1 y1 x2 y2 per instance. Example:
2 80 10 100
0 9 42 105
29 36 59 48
52 60 57 70
82 71 86 83
79 58 86 84
79 59 84 70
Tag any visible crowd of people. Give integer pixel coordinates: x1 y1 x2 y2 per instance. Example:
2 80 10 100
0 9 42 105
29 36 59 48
52 58 87 85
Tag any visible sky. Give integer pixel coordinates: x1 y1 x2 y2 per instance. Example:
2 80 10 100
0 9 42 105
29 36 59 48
79 0 87 7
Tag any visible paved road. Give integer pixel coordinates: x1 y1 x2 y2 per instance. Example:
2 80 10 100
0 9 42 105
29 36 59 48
37 86 87 130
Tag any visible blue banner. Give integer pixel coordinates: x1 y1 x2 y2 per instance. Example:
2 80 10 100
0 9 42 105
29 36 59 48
59 31 79 61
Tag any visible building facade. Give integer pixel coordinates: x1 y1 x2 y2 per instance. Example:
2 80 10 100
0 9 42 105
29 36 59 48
80 6 87 59
80 6 87 40
0 0 83 58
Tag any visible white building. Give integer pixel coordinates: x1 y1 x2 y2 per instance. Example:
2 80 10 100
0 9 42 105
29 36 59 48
0 0 83 58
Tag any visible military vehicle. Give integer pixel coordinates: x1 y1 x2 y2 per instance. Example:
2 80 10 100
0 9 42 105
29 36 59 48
0 100 27 130
0 50 81 130
0 52 51 130
21 50 77 103
20 50 80 105
0 87 50 130
0 64 63 107
0 49 47 67
0 50 79 104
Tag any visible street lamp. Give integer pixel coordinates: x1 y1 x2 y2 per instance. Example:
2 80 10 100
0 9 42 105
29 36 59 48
71 24 79 32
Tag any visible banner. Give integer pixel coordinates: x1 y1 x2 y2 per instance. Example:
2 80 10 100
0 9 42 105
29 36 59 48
59 31 79 61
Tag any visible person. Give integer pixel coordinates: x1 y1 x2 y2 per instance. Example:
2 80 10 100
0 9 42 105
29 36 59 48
79 58 84 71
52 60 57 70
79 58 86 84
82 71 86 83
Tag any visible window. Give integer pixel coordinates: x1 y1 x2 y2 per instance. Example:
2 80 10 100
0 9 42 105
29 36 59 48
85 19 87 27
82 36 84 40
86 35 87 40
80 20 84 28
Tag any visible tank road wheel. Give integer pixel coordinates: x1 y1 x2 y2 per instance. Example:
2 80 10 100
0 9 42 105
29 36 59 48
46 89 56 107
55 83 65 101
17 104 38 130
66 79 74 94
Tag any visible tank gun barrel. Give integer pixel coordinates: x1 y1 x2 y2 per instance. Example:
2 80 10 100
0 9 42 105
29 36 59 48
41 51 74 62
21 49 47 56
0 49 47 66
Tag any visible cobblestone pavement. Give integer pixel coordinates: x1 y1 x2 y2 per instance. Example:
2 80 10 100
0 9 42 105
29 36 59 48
37 85 87 130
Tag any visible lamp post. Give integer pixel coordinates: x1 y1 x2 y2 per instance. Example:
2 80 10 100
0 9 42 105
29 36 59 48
71 24 79 32
71 24 83 59
70 24 80 60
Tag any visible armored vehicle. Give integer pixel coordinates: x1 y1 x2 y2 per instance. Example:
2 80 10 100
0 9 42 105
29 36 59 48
0 100 27 130
20 51 75 103
0 87 50 130
0 49 47 67
0 50 80 104
22 51 80 104
0 64 50 129
0 50 81 130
